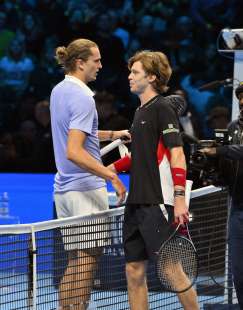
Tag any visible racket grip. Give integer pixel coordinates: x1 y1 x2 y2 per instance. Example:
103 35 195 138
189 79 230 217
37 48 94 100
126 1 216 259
100 139 123 156
171 222 188 236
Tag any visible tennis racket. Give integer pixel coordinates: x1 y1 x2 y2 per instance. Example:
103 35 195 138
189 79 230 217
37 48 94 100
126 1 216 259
100 139 124 156
156 223 198 293
100 136 131 157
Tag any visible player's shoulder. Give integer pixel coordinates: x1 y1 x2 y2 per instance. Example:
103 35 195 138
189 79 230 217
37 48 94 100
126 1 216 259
154 95 174 112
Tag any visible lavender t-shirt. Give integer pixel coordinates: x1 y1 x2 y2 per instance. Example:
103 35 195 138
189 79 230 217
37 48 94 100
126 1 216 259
50 76 105 193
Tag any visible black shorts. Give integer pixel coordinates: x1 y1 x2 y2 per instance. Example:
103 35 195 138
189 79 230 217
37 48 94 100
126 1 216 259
123 204 173 262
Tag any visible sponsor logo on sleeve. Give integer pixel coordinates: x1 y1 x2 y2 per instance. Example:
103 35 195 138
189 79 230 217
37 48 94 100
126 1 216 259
162 124 179 135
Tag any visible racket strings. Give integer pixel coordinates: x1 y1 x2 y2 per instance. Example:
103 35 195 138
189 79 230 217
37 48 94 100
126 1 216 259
157 236 197 292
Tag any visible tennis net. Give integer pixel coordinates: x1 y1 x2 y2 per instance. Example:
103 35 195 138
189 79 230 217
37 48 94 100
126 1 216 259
0 186 237 309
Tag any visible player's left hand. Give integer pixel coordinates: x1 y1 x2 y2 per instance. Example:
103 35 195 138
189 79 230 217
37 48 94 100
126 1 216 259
112 130 131 142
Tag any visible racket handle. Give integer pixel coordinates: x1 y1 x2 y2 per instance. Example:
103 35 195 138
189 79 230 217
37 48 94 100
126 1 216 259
171 222 188 236
100 139 123 156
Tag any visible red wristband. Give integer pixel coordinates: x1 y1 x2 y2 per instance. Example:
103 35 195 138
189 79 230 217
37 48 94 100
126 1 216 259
113 155 131 173
171 167 186 187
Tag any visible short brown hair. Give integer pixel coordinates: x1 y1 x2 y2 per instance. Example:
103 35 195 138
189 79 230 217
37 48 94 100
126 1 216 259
55 38 97 73
128 50 172 93
235 82 243 99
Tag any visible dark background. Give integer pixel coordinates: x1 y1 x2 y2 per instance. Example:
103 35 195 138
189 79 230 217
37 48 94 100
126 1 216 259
0 0 240 173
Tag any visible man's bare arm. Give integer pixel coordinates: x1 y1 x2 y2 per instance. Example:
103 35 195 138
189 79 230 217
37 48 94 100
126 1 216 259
170 146 189 224
98 130 131 141
67 129 126 202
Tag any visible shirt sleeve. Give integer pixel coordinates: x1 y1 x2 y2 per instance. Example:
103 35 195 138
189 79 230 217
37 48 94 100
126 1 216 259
68 93 95 135
157 100 183 148
217 145 243 160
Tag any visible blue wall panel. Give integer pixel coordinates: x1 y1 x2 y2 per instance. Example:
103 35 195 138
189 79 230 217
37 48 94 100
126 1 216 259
0 173 129 224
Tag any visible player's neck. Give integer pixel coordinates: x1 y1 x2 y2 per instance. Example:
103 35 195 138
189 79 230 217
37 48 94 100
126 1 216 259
68 71 87 84
139 89 158 106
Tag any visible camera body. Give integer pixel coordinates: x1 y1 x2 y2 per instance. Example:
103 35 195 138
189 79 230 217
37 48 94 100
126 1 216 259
188 129 228 187
220 28 243 51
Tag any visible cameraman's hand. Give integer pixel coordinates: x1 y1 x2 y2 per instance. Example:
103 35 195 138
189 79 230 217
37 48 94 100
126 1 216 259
200 147 216 156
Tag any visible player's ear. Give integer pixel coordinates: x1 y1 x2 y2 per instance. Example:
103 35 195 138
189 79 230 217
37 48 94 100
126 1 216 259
77 58 85 70
148 74 156 83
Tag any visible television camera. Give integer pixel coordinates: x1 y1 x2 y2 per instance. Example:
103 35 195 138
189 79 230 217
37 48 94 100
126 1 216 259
186 129 228 187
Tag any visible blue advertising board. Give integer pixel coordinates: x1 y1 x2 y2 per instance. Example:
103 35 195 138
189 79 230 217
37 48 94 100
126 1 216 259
0 173 129 224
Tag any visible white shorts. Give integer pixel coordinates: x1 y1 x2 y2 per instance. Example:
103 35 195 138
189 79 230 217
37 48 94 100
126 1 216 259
54 187 110 250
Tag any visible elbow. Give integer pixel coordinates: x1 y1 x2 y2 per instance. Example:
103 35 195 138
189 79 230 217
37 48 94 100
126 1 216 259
66 149 75 162
66 147 86 168
66 148 79 163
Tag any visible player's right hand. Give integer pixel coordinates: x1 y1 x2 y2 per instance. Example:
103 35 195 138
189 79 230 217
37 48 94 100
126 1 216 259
111 175 126 204
173 196 189 224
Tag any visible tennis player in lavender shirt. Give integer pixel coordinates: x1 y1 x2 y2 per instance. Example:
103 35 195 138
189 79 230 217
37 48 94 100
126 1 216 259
50 38 130 310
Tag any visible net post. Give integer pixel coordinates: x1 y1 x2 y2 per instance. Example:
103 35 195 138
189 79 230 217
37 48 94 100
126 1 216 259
31 225 37 310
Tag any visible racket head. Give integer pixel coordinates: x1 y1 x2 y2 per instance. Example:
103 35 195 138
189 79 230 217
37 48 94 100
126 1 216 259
156 233 198 293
